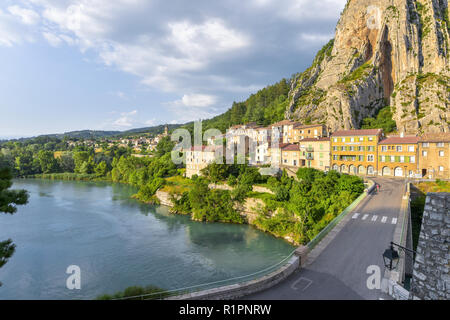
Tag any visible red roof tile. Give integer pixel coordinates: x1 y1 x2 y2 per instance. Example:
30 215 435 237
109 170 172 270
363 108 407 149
379 136 419 145
281 144 300 151
332 129 383 137
419 132 450 143
299 137 330 142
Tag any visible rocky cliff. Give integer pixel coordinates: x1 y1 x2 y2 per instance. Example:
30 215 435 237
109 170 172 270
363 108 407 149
287 0 449 134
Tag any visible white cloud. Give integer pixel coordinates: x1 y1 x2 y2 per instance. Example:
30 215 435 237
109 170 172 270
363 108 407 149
42 31 62 46
0 8 35 47
179 94 218 108
8 5 40 25
113 110 138 127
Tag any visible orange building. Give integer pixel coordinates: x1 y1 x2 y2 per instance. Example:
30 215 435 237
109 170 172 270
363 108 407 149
378 136 419 178
418 133 450 179
331 129 384 176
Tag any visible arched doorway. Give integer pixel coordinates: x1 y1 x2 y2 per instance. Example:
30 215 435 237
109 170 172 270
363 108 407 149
382 166 391 176
333 164 339 172
349 165 357 175
394 167 403 177
367 166 374 176
341 164 347 173
358 165 365 175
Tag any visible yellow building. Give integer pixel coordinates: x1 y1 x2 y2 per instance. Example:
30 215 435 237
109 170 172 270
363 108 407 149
291 124 327 143
299 137 331 172
418 133 450 179
280 144 301 168
378 136 419 178
331 129 384 176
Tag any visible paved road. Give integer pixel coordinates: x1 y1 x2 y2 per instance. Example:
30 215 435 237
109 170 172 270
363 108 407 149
246 178 405 300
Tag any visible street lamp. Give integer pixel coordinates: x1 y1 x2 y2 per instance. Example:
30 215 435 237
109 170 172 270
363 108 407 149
382 242 417 271
383 243 400 271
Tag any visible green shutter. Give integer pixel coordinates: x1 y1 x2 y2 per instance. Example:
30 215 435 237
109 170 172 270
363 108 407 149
405 157 410 163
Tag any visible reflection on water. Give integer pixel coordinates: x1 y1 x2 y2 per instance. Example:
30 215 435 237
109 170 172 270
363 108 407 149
0 179 293 300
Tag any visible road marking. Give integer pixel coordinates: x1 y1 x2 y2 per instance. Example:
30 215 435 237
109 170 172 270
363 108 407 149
362 214 369 221
381 216 388 223
392 218 398 225
291 277 313 291
352 213 360 219
371 215 378 222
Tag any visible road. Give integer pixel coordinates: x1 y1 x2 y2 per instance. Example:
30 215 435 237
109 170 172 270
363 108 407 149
245 178 405 300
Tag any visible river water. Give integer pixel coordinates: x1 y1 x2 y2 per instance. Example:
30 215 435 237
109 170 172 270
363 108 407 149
0 179 293 300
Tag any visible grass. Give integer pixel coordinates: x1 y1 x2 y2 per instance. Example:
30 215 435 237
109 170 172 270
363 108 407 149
411 180 450 251
414 180 450 193
160 175 195 194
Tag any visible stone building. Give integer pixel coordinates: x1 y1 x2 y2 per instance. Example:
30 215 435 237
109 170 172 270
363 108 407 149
418 133 450 179
412 193 449 300
378 136 420 178
331 129 384 176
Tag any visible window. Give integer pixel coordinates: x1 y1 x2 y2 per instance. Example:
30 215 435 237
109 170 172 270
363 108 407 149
382 146 387 152
359 156 364 161
334 138 338 142
359 146 364 151
342 138 346 142
368 146 374 151
422 151 427 157
410 156 415 163
350 137 355 142
368 137 374 141
422 143 429 148
437 142 444 148
439 166 444 172
359 137 364 142
349 146 355 151
397 146 402 152
368 155 374 162
439 151 445 157
381 156 386 162
400 156 405 163
408 146 414 152
333 155 338 160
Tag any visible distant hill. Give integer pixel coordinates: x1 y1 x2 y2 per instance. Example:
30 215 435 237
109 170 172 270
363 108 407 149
2 124 182 143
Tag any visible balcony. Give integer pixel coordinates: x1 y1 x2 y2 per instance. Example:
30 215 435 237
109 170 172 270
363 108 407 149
306 153 314 160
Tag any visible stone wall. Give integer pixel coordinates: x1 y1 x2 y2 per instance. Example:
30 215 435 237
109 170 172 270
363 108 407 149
412 193 450 300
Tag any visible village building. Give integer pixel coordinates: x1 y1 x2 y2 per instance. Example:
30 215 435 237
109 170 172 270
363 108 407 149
280 144 301 168
299 137 331 172
418 133 450 179
378 135 420 178
331 129 384 176
185 145 223 178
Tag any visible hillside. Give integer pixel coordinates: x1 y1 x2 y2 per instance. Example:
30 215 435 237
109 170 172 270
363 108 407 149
287 0 449 134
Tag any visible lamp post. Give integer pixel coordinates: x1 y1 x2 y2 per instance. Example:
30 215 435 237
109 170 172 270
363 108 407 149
382 242 418 300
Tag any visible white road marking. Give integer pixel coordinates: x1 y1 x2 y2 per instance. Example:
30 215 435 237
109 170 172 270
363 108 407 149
381 216 388 223
362 214 369 221
392 218 398 225
352 213 360 219
371 215 378 222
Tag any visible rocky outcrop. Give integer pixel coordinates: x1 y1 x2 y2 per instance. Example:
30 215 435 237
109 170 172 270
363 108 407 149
287 0 449 134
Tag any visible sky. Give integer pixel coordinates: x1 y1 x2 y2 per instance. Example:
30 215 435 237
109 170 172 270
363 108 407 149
0 0 347 138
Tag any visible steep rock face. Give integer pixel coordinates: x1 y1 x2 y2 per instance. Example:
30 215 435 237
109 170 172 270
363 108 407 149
287 0 449 134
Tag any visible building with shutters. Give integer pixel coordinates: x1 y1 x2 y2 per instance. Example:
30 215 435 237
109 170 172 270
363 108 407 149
378 136 420 178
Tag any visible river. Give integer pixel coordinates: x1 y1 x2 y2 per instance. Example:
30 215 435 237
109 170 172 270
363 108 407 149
0 179 293 300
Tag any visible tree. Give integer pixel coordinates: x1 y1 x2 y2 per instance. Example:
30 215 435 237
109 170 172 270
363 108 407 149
0 167 29 286
95 161 108 177
37 150 58 174
73 151 90 173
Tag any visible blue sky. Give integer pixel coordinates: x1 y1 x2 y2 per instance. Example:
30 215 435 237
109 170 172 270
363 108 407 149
0 0 347 138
